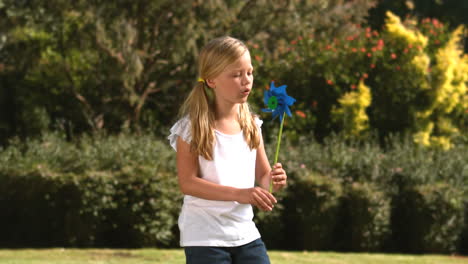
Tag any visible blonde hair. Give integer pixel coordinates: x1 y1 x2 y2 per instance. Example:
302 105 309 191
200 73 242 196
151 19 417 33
180 36 261 160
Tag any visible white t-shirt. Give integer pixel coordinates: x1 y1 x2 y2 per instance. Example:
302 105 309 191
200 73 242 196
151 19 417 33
168 116 263 247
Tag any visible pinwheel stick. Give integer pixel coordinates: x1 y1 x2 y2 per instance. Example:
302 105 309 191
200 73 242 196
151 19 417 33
270 112 286 193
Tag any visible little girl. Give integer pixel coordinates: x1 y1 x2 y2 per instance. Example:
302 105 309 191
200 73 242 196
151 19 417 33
168 36 287 264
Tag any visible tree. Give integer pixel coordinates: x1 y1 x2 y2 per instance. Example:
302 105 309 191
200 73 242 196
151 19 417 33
0 0 377 142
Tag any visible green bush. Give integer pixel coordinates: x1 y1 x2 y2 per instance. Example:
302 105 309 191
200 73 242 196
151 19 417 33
253 190 287 250
0 171 80 247
252 11 467 147
0 132 181 247
334 182 391 252
0 132 467 253
277 134 467 253
460 200 468 254
390 182 465 253
282 171 343 251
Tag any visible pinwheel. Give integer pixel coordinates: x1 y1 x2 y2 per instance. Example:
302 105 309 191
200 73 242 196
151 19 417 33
262 81 296 192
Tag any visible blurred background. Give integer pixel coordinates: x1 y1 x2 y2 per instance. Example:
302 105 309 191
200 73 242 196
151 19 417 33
0 0 467 255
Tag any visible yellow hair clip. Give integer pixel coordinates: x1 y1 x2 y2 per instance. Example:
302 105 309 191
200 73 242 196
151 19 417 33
197 77 205 83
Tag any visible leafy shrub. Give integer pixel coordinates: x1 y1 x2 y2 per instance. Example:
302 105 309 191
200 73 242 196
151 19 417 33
460 200 468 254
253 191 287 250
279 133 467 253
282 171 343 250
0 171 81 247
334 182 391 252
252 11 467 147
0 131 467 253
390 181 465 254
0 132 181 247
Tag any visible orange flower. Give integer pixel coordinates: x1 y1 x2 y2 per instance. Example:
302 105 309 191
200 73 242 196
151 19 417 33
391 53 397 59
351 84 357 90
361 48 366 53
367 53 372 58
290 40 297 45
295 110 306 118
352 48 357 52
363 73 369 79
255 55 262 62
326 80 333 85
370 64 376 69
377 39 384 47
396 66 401 71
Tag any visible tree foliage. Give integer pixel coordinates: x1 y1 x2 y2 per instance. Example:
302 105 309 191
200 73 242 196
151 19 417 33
0 0 376 143
0 0 466 147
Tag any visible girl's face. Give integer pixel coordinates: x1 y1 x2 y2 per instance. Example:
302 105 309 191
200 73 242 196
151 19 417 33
209 50 253 107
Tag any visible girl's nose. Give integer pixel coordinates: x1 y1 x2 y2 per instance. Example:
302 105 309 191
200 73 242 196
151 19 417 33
242 74 252 85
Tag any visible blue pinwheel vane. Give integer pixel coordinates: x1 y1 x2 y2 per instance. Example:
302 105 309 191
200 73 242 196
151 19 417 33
262 81 296 192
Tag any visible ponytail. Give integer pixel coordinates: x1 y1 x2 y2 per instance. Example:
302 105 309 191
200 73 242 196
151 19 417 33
180 82 215 160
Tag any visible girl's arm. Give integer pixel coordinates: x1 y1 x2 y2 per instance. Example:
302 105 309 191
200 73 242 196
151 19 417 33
255 134 288 192
176 137 277 211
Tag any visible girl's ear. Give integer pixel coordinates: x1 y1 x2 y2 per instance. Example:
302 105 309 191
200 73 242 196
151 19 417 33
206 79 216 89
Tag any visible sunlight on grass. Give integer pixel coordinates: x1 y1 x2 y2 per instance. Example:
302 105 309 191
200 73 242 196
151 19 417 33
269 251 468 264
0 249 466 264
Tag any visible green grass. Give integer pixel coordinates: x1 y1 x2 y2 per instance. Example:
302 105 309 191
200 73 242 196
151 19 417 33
0 249 467 264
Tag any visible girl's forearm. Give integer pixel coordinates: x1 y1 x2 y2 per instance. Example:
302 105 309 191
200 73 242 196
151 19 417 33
257 171 271 191
179 176 242 202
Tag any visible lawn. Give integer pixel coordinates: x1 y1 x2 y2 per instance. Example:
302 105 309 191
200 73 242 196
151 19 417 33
0 249 467 264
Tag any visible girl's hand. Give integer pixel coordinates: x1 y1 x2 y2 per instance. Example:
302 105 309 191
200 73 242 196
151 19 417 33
237 187 277 211
271 163 287 192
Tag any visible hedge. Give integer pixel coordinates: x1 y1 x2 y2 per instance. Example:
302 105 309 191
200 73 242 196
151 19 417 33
0 132 466 253
390 180 465 253
0 133 181 247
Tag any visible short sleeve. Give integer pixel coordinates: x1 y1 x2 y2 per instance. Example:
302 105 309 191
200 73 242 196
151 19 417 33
254 116 263 132
168 116 191 151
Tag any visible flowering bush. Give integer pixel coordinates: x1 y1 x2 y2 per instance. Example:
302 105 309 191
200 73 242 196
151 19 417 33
378 12 467 150
331 80 371 139
250 12 467 148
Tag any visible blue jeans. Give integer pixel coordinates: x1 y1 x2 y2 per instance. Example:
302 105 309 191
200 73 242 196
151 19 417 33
184 238 270 264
